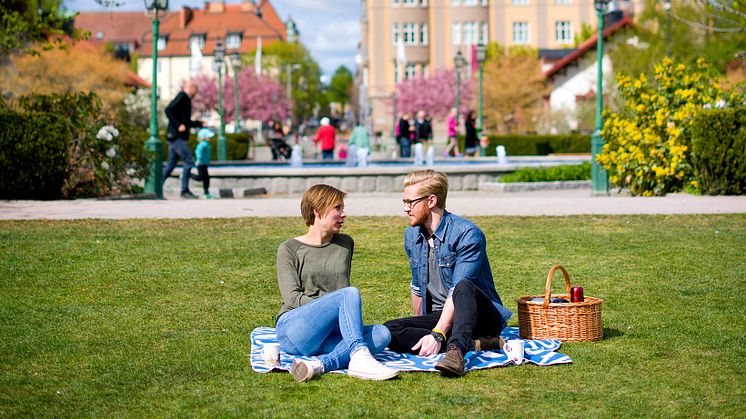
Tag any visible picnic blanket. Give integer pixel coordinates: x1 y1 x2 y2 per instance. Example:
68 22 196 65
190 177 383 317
250 326 571 374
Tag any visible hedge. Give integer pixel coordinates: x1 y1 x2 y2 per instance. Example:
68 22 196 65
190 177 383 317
464 134 591 156
0 112 71 199
691 108 746 195
161 132 254 161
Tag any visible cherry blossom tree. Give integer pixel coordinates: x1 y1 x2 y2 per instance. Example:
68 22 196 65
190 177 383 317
190 68 289 123
394 68 473 119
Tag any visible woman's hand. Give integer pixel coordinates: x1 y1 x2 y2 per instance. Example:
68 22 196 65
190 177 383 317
411 334 441 356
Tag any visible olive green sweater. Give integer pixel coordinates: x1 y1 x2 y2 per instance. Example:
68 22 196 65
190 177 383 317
276 233 354 320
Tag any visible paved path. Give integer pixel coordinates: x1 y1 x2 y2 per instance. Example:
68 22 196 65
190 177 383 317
2 189 745 220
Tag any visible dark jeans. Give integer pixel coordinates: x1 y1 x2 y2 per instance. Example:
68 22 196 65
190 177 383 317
384 281 505 355
322 149 334 160
399 137 411 158
162 138 195 193
190 164 210 194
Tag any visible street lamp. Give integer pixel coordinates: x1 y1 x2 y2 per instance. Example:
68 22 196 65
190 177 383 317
475 43 487 134
592 0 609 194
230 50 241 132
143 0 168 199
453 50 467 117
213 37 227 161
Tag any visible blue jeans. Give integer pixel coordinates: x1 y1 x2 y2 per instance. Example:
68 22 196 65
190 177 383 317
162 138 195 193
399 137 411 158
276 287 391 372
322 149 334 160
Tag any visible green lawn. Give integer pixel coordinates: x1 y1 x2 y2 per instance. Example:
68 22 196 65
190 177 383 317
1 215 745 417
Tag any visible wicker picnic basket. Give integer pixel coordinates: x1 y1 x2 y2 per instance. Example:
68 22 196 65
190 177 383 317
516 265 603 342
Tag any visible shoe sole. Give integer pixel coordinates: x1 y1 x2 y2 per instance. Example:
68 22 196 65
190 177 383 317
291 359 314 382
434 363 465 377
347 368 400 381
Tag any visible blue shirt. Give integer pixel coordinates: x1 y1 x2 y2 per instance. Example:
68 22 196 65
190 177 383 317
404 210 513 324
195 140 211 166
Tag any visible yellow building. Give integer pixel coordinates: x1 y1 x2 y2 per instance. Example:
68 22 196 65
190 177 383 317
358 0 643 135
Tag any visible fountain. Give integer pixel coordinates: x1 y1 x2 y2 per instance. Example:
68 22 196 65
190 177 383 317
357 147 369 167
290 144 303 168
496 145 508 164
413 143 425 166
426 146 435 167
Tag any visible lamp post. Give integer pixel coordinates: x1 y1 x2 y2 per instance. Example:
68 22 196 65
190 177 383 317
230 51 241 132
592 0 609 194
453 50 467 116
475 43 487 135
213 37 227 161
143 0 168 199
664 0 672 57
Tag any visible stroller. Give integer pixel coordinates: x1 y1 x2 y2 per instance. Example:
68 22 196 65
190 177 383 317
269 136 292 160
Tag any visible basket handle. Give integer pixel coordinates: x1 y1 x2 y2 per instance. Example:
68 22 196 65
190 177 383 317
543 265 572 308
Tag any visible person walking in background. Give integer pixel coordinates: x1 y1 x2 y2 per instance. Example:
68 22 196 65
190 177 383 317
163 81 205 199
443 108 461 158
397 113 411 158
413 111 432 145
314 117 336 160
190 128 216 199
276 184 399 382
463 110 479 157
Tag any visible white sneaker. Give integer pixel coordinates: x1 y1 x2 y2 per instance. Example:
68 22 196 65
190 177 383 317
347 347 399 381
291 358 324 383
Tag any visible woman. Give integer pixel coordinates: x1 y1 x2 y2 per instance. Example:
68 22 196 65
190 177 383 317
443 107 461 158
275 184 399 382
397 113 411 158
463 110 478 157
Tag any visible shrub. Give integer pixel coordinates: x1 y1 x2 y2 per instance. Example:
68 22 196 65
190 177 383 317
0 111 70 199
498 162 591 183
471 134 590 156
691 108 746 195
596 57 740 196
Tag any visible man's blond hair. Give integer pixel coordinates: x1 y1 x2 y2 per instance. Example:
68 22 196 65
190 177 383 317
403 170 448 209
300 184 347 226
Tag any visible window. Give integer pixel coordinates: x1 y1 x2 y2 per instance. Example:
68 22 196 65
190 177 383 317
95 31 104 40
189 34 206 50
555 0 571 4
392 23 401 45
462 0 477 5
420 23 429 46
480 0 488 5
392 0 400 6
555 21 572 43
225 32 242 49
420 63 428 77
480 22 489 45
403 0 416 5
404 22 417 45
513 21 529 44
157 35 168 51
463 21 477 45
420 0 428 6
394 63 400 83
452 22 461 45
405 63 417 79
512 0 529 4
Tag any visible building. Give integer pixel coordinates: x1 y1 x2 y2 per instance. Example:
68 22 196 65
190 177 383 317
138 0 287 102
74 11 159 62
359 0 644 135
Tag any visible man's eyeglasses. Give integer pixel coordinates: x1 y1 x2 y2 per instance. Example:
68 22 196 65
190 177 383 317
403 195 430 209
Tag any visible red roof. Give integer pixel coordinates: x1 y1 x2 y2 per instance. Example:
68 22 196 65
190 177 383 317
140 1 286 57
74 11 159 48
544 15 634 79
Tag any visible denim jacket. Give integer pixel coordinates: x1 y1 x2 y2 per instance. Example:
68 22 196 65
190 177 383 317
405 210 513 324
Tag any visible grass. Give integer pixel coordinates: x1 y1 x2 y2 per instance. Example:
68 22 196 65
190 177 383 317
1 215 745 417
498 162 591 183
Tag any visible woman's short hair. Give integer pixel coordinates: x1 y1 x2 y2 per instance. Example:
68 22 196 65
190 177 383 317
300 184 347 226
403 170 448 209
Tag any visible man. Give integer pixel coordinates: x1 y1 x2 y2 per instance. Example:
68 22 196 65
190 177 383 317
384 170 513 377
314 117 336 160
413 110 432 144
163 81 204 199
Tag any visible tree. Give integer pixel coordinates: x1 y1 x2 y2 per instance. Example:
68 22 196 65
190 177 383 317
252 41 327 123
327 65 353 113
190 69 289 123
482 44 546 134
1 0 83 58
395 69 472 120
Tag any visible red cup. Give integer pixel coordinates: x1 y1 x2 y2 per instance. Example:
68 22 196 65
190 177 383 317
571 286 584 303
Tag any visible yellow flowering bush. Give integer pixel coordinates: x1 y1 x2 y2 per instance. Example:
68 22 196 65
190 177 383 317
597 57 726 196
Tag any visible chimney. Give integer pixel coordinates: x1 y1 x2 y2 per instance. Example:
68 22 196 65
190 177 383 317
205 1 225 13
240 0 256 13
179 7 193 29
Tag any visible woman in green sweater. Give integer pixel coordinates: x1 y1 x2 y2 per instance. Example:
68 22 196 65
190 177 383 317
276 184 399 382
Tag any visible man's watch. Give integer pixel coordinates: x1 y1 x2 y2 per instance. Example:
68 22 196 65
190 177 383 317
431 330 445 343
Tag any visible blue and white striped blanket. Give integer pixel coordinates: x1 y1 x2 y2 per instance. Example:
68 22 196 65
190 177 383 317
250 326 571 374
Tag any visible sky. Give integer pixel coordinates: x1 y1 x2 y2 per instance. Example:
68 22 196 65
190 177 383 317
61 0 361 78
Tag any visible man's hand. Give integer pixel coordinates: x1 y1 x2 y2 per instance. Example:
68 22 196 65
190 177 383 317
411 334 441 356
178 124 186 132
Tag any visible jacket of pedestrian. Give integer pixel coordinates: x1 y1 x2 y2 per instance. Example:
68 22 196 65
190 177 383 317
314 125 336 151
164 91 202 141
404 210 513 324
195 140 211 166
398 118 410 141
414 118 432 143
447 115 458 138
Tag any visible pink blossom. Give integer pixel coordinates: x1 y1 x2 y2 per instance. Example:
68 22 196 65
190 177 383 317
394 68 473 119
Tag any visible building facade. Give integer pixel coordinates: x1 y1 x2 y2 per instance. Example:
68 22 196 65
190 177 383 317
359 0 643 134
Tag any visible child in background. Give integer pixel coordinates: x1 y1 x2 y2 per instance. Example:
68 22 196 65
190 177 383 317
338 142 349 160
193 128 216 199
